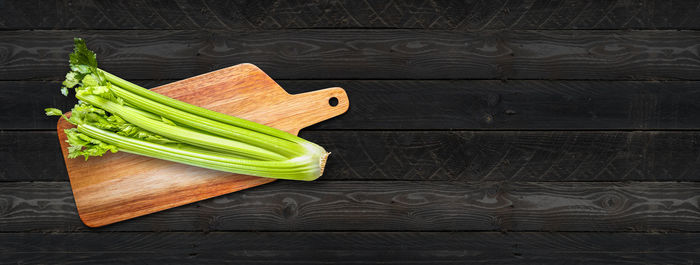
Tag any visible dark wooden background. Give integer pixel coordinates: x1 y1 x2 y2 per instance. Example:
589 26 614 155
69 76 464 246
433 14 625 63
2 0 700 264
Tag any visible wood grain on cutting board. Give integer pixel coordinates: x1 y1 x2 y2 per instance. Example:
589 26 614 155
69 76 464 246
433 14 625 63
57 63 349 227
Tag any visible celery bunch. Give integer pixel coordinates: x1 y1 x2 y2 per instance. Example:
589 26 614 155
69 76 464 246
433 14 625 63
46 38 329 181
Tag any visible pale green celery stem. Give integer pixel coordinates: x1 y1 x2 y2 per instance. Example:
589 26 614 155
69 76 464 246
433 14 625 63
124 105 161 120
100 69 316 146
127 105 211 135
78 94 287 161
77 124 322 181
108 84 307 158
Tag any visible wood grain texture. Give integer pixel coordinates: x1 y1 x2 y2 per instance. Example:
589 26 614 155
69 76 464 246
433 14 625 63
15 80 700 130
2 0 700 30
57 63 348 227
289 80 700 130
2 181 699 232
2 30 700 81
271 131 700 181
0 132 68 181
8 130 700 182
0 232 699 264
4 1 700 264
1 81 78 130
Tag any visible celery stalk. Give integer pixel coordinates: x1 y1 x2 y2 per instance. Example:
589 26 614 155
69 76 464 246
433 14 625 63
77 94 287 161
46 38 330 181
78 125 326 180
107 84 308 158
101 70 312 145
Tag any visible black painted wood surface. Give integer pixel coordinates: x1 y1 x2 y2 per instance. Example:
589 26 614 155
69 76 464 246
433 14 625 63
2 181 699 232
7 131 700 182
2 1 699 264
2 232 699 264
2 0 700 30
7 80 700 130
3 30 700 81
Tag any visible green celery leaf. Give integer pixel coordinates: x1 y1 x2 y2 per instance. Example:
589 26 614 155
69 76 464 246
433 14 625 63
63 72 80 88
69 38 98 70
64 128 118 160
45 108 63 116
82 74 99 87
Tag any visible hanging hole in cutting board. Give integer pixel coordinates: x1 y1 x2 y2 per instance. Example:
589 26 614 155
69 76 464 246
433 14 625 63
329 97 339 107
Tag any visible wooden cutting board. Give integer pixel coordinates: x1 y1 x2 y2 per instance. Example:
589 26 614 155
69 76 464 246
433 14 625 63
56 63 349 227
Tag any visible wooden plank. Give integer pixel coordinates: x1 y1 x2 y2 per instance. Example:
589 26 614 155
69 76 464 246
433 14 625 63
6 130 700 182
292 80 700 130
0 132 67 181
0 232 698 264
2 30 700 81
1 181 699 232
13 80 700 130
1 81 78 130
2 0 700 30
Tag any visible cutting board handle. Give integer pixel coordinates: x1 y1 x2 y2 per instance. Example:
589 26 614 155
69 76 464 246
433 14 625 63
286 87 349 134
